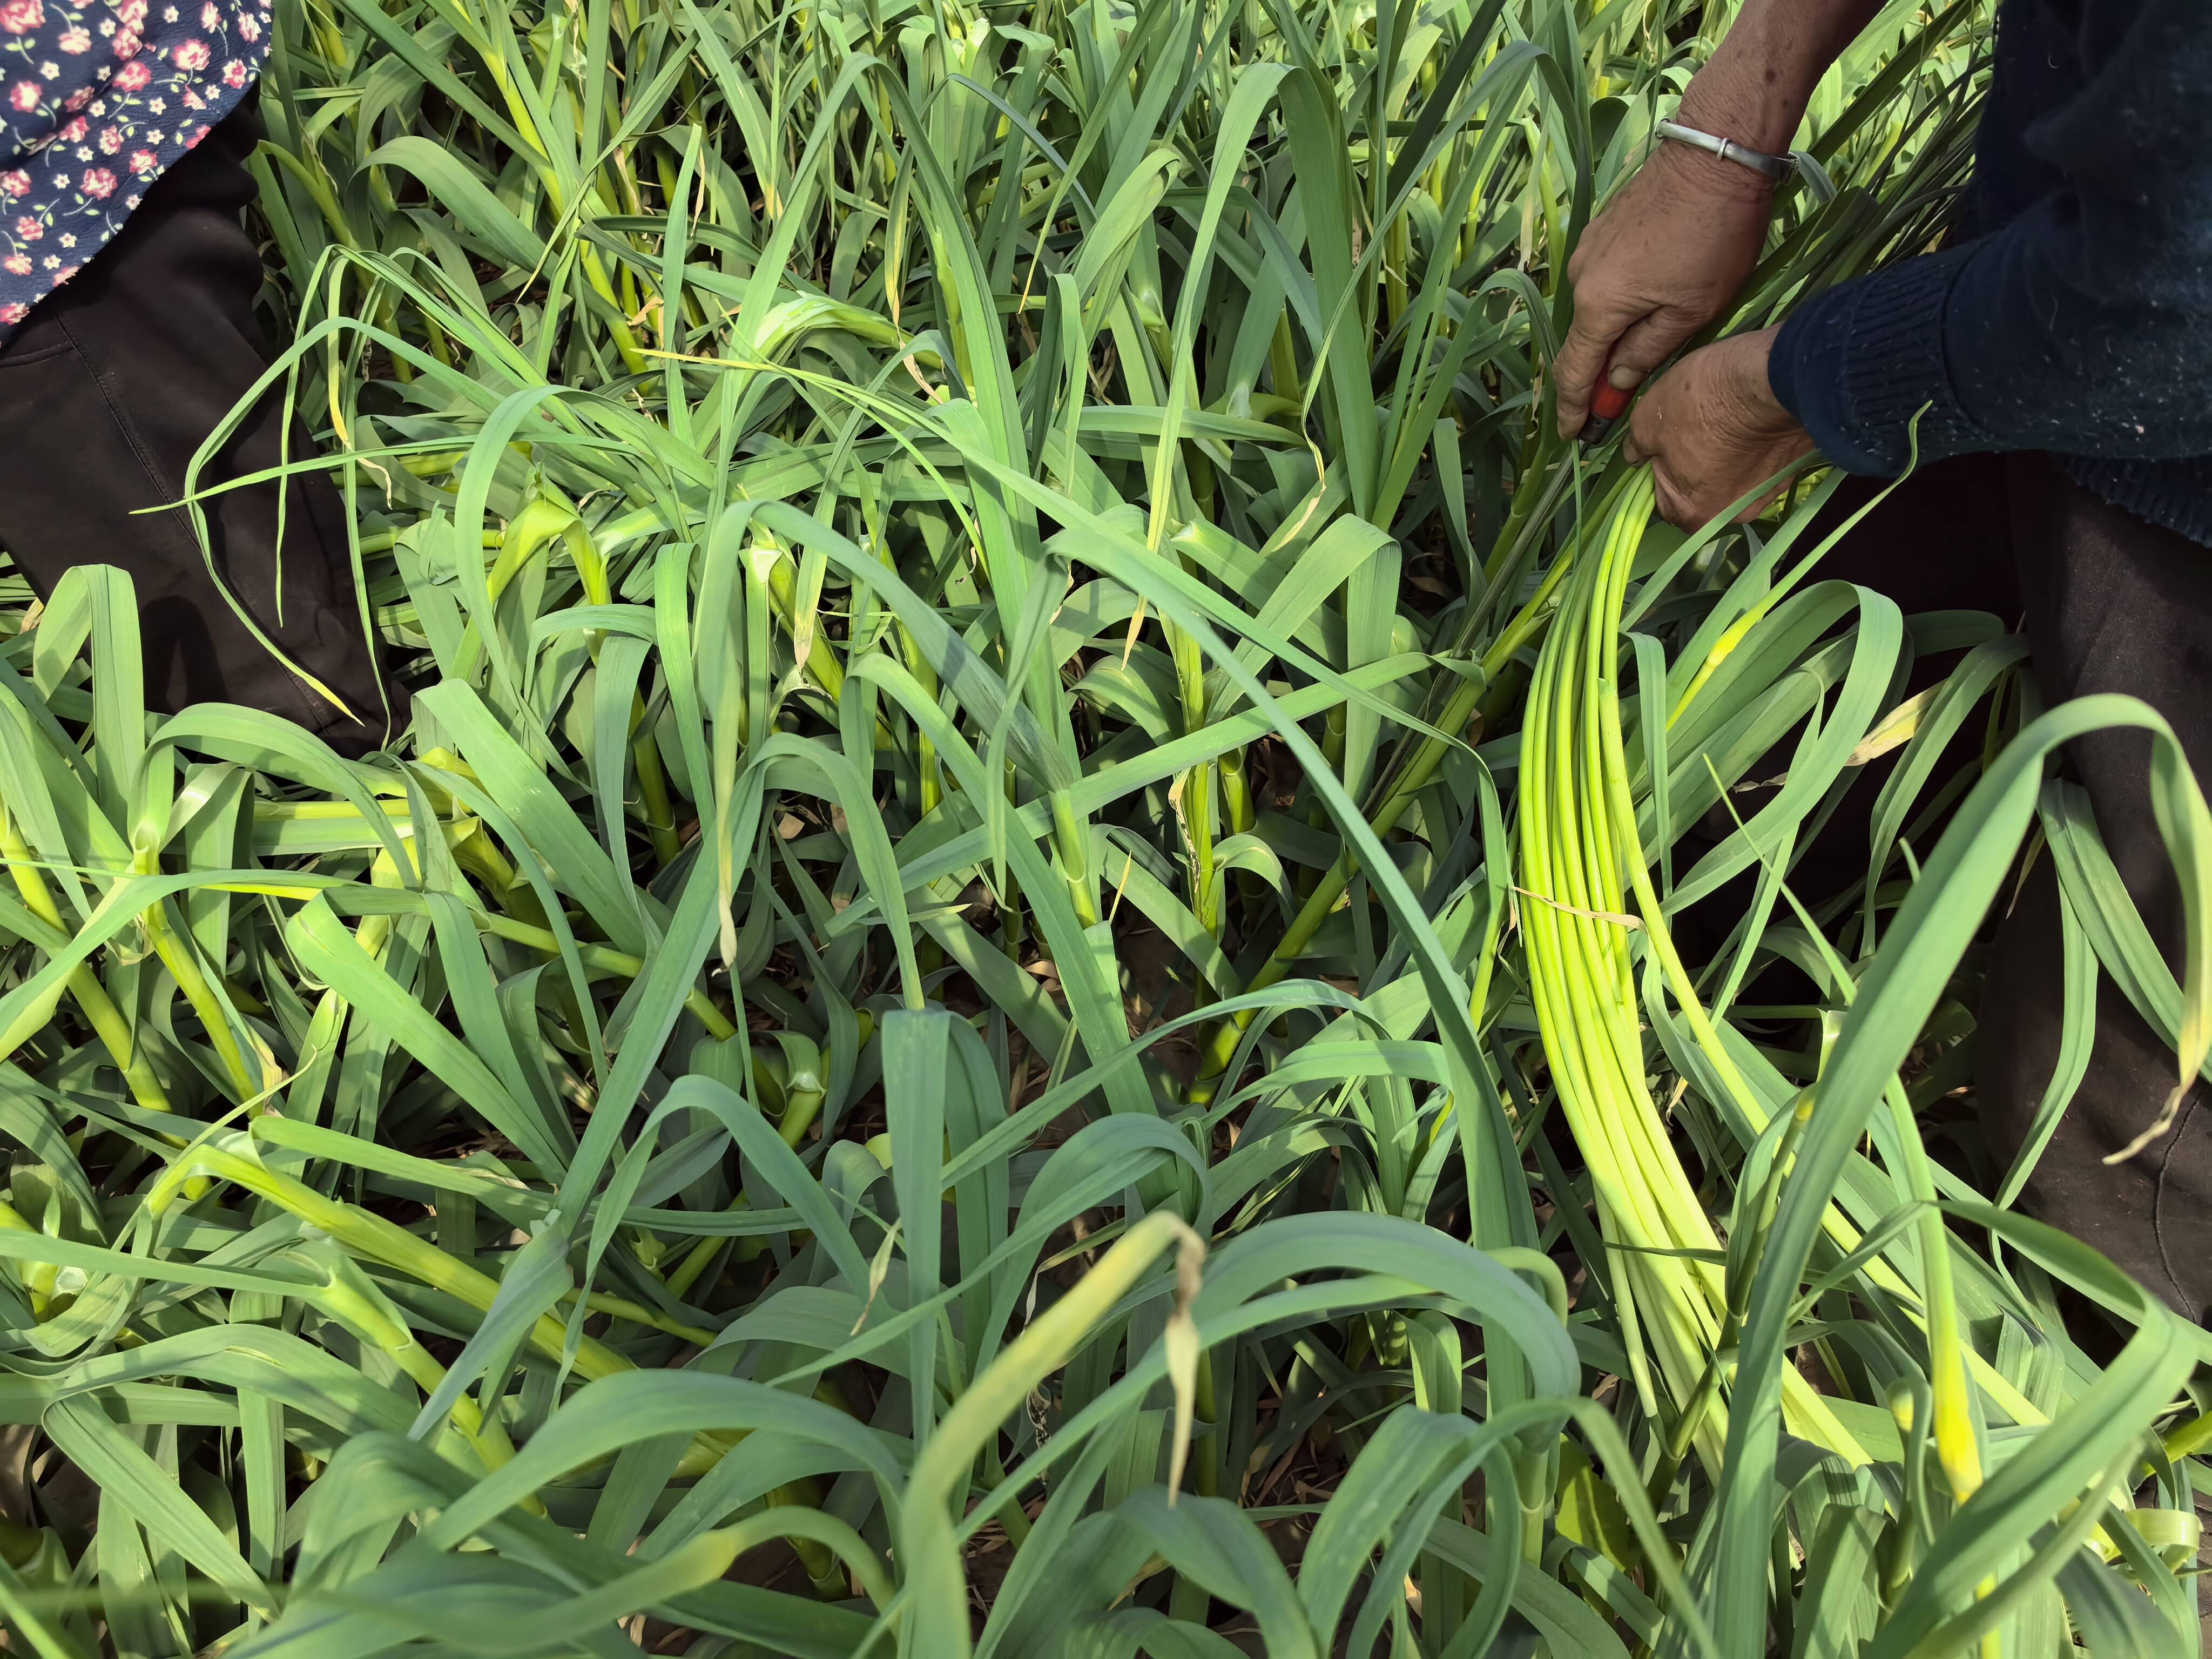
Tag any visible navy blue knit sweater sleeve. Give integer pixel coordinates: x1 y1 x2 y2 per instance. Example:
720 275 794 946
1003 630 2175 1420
1768 0 2212 480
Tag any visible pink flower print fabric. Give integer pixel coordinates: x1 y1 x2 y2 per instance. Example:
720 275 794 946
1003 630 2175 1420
0 0 267 336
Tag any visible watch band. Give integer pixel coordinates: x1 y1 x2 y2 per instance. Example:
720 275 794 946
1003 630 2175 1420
1653 118 1793 182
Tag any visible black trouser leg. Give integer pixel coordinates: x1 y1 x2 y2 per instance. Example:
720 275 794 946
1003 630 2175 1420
0 106 395 755
1676 454 2211 1321
1981 456 2212 1323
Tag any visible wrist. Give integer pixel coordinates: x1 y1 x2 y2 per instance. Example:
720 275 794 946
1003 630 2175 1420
1674 84 1804 163
1724 329 1798 429
1676 32 1815 157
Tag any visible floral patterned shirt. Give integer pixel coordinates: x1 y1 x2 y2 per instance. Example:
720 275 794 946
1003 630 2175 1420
0 0 267 340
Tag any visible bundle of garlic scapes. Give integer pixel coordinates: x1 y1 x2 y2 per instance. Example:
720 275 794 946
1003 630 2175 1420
1518 469 1873 1473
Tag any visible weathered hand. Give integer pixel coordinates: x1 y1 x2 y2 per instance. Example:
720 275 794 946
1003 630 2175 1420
1552 140 1775 441
1622 328 1815 528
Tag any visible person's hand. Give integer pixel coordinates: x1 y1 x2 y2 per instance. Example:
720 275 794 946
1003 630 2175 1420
1623 328 1815 528
1552 140 1776 441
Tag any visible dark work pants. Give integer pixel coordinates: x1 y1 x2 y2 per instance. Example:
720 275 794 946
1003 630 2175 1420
1771 454 2212 1324
0 107 392 754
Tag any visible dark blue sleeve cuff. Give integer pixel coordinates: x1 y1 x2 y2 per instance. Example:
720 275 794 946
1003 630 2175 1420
1767 243 1990 477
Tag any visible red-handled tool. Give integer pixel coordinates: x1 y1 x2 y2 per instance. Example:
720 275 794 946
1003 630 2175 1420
1580 372 1631 447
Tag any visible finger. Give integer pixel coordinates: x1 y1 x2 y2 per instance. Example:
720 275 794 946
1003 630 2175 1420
1653 468 1701 530
1551 306 1638 439
1602 308 1701 394
1623 373 1668 462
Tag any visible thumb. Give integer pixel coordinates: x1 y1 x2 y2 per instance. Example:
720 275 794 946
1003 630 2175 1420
1621 373 1667 466
1551 305 1640 439
1595 309 1703 397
